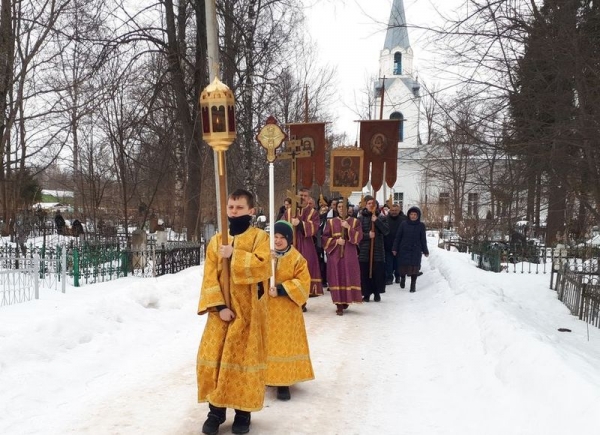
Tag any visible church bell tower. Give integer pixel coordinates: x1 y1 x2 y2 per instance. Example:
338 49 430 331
374 0 421 149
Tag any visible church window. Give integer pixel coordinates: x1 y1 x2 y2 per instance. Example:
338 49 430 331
390 112 404 142
394 52 402 75
394 192 404 211
468 193 479 217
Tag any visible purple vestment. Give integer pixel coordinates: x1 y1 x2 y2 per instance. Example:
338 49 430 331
322 217 363 305
285 206 323 296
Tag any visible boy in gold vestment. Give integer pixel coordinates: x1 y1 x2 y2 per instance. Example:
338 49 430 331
266 220 315 401
197 189 271 435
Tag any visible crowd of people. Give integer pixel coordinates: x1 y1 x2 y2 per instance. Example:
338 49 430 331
196 188 429 434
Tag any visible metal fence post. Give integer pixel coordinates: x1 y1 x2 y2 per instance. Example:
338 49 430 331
73 248 80 287
152 243 156 277
61 245 67 293
34 254 40 300
120 250 129 277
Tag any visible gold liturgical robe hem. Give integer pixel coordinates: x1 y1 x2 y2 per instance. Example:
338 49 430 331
196 227 272 411
266 247 315 386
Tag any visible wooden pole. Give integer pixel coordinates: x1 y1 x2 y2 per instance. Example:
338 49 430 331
339 197 348 259
287 149 300 247
379 76 386 120
304 85 309 123
369 76 386 278
217 151 231 308
369 202 375 278
369 220 375 278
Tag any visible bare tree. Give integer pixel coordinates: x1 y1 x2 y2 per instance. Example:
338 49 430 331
0 0 75 231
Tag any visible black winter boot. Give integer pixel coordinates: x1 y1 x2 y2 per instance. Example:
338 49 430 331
277 386 291 400
202 404 226 435
409 275 417 293
232 410 251 434
399 275 406 289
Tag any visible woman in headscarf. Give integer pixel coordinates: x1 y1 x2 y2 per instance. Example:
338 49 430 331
392 206 429 292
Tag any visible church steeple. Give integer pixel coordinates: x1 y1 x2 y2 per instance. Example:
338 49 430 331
374 0 421 147
379 0 413 77
384 0 410 51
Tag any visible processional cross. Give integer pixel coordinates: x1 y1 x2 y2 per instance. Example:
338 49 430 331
277 136 312 245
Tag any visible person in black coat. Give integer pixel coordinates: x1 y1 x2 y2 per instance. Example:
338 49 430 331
54 211 66 235
317 199 331 287
276 198 292 221
358 196 389 302
392 206 429 292
382 203 406 285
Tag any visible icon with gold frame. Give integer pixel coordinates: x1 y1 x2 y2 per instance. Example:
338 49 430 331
330 147 364 191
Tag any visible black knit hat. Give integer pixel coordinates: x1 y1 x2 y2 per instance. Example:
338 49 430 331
274 220 294 246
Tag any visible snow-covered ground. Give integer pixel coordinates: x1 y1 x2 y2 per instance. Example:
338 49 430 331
2 235 600 435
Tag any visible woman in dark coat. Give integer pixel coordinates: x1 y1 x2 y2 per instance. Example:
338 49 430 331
358 196 389 301
392 206 429 292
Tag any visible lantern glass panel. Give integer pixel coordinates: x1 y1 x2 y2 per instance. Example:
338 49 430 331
227 105 236 132
201 107 210 134
211 105 226 133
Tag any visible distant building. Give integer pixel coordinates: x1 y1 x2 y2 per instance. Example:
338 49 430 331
42 189 74 199
32 202 74 214
37 189 75 214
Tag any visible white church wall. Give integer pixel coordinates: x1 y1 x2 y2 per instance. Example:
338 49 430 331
381 82 420 150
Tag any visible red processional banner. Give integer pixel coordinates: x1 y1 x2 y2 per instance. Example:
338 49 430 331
288 122 327 188
359 119 401 191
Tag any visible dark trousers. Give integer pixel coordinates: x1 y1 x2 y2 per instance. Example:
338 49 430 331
384 250 399 281
360 261 386 299
317 246 327 285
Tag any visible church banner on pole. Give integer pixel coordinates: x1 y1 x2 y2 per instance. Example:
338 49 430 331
288 122 327 188
358 119 401 191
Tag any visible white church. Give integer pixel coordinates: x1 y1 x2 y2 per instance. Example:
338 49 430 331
351 0 424 214
349 0 510 234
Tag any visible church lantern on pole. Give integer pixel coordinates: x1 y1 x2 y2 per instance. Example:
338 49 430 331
199 76 237 307
200 77 237 151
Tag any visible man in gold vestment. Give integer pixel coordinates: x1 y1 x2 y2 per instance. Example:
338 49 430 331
266 220 315 401
197 189 271 435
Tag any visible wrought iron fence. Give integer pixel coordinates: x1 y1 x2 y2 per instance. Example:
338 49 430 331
469 241 552 274
0 240 204 294
555 265 600 328
465 241 600 330
69 241 204 285
0 256 39 307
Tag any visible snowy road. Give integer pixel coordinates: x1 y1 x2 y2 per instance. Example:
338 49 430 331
3 243 600 434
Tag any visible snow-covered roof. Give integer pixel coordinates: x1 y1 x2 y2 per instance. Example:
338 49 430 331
42 189 74 198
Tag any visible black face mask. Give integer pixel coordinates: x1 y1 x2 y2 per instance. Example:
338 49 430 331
228 215 253 236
